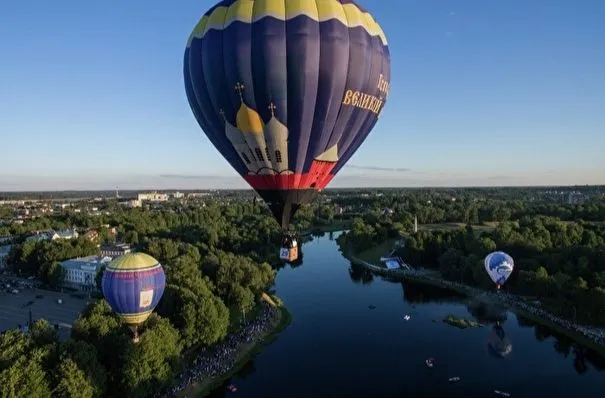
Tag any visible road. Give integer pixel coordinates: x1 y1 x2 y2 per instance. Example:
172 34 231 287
0 285 91 338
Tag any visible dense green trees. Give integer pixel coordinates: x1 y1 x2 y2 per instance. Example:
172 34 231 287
339 197 605 325
1 201 291 397
0 319 107 398
1 188 604 395
68 301 184 397
7 238 100 288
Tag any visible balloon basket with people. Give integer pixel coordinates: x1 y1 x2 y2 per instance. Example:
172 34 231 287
280 231 299 263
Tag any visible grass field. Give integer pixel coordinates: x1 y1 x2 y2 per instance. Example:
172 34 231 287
419 222 498 234
354 238 398 264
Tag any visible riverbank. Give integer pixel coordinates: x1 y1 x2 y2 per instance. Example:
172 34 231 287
300 219 352 235
164 301 292 398
340 243 605 355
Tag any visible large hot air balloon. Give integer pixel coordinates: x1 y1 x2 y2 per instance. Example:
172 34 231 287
101 253 166 343
484 251 514 289
184 0 391 260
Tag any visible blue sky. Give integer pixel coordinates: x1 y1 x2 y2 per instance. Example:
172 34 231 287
1 0 604 190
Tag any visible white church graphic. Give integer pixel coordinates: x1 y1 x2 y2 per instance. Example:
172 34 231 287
221 82 339 177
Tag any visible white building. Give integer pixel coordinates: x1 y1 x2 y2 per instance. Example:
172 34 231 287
26 229 78 242
56 229 79 239
61 256 112 291
26 231 58 242
100 243 132 258
137 192 169 202
120 199 142 208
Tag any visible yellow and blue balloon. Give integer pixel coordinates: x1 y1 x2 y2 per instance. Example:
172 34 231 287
101 252 166 343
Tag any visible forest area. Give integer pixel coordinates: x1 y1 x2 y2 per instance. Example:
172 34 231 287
338 189 605 325
1 201 321 397
1 187 605 395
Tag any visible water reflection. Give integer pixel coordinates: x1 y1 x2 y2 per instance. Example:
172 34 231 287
466 299 508 324
516 315 605 374
272 250 304 271
348 262 374 285
208 361 257 398
401 280 465 304
206 233 605 398
289 250 304 268
398 279 605 375
310 229 326 239
487 323 513 358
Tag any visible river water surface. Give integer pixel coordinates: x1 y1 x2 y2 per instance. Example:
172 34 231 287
210 232 605 398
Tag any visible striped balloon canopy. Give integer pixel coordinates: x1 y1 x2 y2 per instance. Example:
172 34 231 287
184 0 391 229
101 252 166 341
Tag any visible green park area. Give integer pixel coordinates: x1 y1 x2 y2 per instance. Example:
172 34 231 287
419 222 498 234
336 193 605 327
1 187 605 396
443 314 482 329
0 200 312 397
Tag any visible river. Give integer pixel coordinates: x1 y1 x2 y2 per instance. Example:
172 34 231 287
209 231 605 398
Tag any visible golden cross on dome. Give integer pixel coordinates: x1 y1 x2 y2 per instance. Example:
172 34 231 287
268 102 276 117
234 82 245 100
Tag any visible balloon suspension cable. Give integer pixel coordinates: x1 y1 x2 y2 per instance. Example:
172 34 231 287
281 230 294 246
129 325 140 344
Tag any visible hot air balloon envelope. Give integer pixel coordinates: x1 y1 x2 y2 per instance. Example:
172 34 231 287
484 251 514 287
101 253 166 327
184 0 391 229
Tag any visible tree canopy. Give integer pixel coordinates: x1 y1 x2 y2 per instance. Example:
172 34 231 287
337 189 605 325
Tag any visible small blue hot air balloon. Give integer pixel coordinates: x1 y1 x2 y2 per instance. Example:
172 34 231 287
101 252 166 343
484 251 514 289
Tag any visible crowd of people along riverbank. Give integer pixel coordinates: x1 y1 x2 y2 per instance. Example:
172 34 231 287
158 302 288 398
350 255 605 349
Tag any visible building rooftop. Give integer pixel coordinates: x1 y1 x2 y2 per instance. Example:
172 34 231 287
101 243 131 249
61 256 112 271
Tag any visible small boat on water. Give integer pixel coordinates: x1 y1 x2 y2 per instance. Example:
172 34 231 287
403 314 411 321
448 377 460 383
494 390 510 397
425 357 435 368
227 384 238 392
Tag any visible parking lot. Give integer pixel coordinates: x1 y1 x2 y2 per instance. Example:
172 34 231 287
0 283 92 337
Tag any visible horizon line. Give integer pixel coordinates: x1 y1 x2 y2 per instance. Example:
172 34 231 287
1 183 604 194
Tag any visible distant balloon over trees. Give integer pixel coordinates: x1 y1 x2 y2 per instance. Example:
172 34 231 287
484 251 514 289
